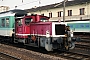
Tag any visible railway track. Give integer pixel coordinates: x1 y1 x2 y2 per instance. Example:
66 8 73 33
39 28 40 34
0 52 20 60
1 41 90 60
0 37 90 60
47 49 90 60
75 36 90 50
0 42 90 60
79 39 90 43
75 44 90 49
74 35 90 40
60 51 90 60
49 36 90 60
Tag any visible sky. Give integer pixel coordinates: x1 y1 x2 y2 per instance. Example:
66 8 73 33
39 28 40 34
0 0 63 10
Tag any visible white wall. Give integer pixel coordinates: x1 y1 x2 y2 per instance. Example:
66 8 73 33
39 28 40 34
27 3 90 21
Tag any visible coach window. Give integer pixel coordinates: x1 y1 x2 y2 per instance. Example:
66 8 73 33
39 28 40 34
1 18 5 27
25 18 33 25
6 18 9 27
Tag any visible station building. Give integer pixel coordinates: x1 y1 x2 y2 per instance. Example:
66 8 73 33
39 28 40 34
26 0 90 21
0 6 10 12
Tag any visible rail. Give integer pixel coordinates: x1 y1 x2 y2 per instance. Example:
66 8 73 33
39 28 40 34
0 52 20 60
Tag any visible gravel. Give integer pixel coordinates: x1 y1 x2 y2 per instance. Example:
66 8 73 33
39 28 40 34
0 43 67 60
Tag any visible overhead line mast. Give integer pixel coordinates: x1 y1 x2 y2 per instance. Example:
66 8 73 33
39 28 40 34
0 0 3 1
1 0 23 2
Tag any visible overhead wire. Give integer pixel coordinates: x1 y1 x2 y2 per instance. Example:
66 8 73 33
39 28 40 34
1 0 40 7
16 0 39 7
14 0 41 9
0 0 40 9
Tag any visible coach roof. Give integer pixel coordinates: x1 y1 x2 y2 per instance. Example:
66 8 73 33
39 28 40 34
0 9 27 15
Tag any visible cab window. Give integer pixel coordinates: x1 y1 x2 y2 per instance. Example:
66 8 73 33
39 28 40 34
40 17 48 22
25 18 33 25
17 18 22 26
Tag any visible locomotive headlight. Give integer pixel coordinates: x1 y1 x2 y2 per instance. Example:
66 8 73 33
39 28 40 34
46 30 50 38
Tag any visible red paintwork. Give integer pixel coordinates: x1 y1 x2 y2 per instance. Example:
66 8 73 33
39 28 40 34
15 16 31 38
15 15 51 39
30 22 52 35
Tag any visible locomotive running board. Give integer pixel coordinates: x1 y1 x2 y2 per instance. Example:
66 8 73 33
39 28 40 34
24 43 38 47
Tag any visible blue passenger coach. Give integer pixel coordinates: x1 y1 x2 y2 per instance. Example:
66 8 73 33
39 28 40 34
67 20 90 33
0 9 27 41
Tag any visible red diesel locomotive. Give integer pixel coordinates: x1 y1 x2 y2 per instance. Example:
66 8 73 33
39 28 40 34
14 14 75 51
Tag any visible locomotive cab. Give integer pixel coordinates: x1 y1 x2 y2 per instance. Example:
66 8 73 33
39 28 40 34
15 16 33 43
14 15 49 43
